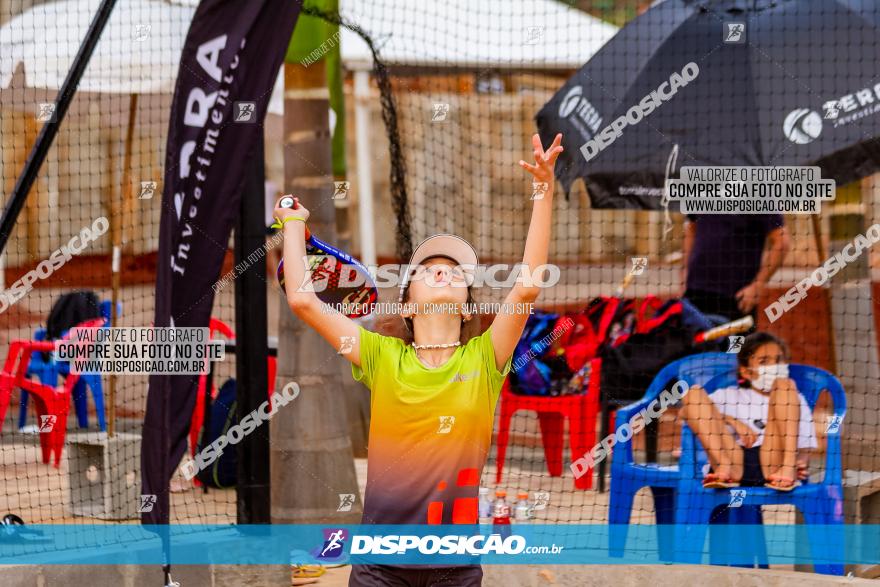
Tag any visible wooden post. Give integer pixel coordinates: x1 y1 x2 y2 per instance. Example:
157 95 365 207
107 93 137 437
269 61 362 524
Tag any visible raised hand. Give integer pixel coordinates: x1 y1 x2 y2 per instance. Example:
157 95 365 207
518 133 564 185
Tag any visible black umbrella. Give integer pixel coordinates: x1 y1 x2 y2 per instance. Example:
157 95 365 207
537 0 880 209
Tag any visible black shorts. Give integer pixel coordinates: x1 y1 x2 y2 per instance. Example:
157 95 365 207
739 446 767 486
349 564 482 587
709 446 766 486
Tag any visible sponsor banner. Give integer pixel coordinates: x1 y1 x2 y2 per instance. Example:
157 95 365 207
142 0 302 524
0 524 870 566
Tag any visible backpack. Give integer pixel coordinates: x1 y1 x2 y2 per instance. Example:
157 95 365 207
509 298 648 396
43 291 102 361
598 299 722 403
197 379 238 488
509 311 559 395
46 291 102 341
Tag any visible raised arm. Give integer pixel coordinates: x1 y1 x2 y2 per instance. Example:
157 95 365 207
489 133 563 369
275 196 364 367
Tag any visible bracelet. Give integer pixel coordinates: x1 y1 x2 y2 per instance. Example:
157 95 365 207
270 215 306 229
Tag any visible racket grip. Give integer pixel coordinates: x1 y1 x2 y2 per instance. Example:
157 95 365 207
279 195 311 240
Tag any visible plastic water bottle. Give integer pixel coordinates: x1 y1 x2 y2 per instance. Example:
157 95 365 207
478 487 492 524
492 490 510 525
514 491 531 523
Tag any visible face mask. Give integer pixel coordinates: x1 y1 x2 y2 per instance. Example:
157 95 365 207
751 363 789 391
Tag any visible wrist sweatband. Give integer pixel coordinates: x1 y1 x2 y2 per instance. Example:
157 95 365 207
271 216 306 229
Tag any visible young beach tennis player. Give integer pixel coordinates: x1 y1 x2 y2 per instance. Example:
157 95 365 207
680 332 816 491
274 133 563 587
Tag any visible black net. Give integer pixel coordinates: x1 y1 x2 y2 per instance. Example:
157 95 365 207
0 0 242 527
0 0 877 576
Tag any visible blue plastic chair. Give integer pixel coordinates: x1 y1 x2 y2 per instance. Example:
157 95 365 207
608 352 740 557
674 364 845 575
19 300 120 431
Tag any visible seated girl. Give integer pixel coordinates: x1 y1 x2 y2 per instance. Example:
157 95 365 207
680 332 816 491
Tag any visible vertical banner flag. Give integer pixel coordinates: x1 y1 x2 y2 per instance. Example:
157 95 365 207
142 0 302 524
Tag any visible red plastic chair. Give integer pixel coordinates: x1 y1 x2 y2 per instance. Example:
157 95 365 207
0 340 76 467
495 358 602 490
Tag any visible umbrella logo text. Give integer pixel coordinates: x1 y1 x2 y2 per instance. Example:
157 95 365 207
558 85 603 139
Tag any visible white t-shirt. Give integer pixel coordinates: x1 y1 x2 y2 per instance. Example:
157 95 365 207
709 385 818 449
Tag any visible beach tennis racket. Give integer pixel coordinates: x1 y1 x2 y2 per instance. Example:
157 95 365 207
693 315 754 343
276 196 378 318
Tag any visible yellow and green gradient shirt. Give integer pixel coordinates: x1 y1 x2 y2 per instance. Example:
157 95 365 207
352 326 511 525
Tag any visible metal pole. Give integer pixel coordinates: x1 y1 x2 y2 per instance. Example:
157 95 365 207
0 0 120 254
234 135 271 524
354 69 377 267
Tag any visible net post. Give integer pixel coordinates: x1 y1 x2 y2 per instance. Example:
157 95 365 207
234 133 271 524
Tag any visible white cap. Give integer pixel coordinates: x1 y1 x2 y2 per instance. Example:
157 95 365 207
398 234 478 301
479 487 490 495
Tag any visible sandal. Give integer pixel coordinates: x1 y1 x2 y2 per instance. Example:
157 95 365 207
292 564 325 579
764 475 799 492
702 473 739 489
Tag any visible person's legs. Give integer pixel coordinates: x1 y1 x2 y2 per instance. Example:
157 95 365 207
680 384 743 482
759 379 800 487
349 564 413 587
